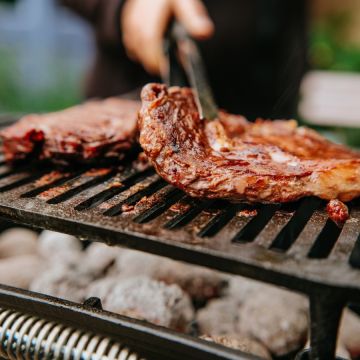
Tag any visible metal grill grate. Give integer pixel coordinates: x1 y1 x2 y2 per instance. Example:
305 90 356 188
0 113 359 360
0 160 359 301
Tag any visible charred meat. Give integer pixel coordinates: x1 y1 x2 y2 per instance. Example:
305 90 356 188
139 84 360 207
0 98 140 164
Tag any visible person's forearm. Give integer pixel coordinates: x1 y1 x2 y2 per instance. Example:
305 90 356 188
59 0 123 46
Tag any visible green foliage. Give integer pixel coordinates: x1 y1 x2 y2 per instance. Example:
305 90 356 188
309 13 360 72
307 14 360 145
0 49 82 113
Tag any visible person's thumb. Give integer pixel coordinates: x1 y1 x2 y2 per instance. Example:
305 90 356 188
172 0 214 40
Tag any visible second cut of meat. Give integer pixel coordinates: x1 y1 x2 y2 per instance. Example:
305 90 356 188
0 98 140 164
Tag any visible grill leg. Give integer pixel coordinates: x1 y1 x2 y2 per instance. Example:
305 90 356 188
309 292 344 360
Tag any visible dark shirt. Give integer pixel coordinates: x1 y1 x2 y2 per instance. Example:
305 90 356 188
60 0 308 119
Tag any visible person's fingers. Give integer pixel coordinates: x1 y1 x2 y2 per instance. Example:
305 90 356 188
122 0 148 62
136 2 170 74
137 29 164 74
121 0 171 74
172 0 214 40
121 0 213 74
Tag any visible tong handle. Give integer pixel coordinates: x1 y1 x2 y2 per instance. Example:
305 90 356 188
162 22 188 87
163 22 218 120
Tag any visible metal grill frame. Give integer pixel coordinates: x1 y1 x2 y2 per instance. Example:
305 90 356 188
0 173 358 299
0 115 359 359
0 284 253 360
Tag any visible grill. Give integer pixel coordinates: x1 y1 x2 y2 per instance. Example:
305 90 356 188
0 117 359 359
0 285 245 360
0 307 144 360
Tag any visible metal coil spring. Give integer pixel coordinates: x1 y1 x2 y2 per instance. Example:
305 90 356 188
0 308 145 360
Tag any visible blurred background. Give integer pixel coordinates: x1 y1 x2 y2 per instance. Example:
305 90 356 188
302 0 360 145
0 0 360 142
0 0 93 113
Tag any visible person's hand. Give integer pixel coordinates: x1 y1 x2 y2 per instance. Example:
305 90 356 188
121 0 214 75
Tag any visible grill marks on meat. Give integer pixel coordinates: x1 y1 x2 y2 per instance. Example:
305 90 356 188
139 84 360 204
0 98 140 164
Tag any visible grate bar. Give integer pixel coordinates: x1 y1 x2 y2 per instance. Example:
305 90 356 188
198 203 240 238
62 174 148 211
307 219 343 259
254 210 293 249
74 168 155 211
91 174 160 212
104 177 167 216
349 233 360 269
270 198 322 251
0 168 19 180
0 170 51 193
47 168 116 204
232 204 279 243
205 211 253 251
287 210 328 258
133 187 185 223
0 162 50 181
330 209 360 261
164 198 214 230
21 170 84 198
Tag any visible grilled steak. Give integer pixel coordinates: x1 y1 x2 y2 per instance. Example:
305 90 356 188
139 84 360 204
0 98 140 164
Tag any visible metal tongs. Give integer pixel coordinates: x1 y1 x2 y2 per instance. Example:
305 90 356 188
163 22 218 120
